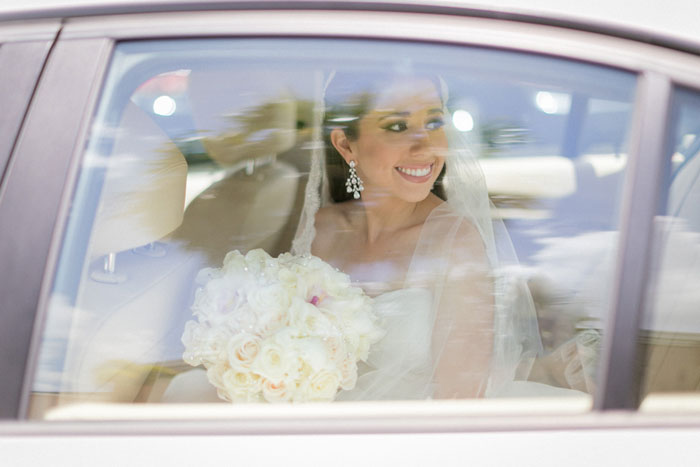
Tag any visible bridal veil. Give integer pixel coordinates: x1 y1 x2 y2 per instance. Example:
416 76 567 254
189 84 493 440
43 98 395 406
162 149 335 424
292 70 543 398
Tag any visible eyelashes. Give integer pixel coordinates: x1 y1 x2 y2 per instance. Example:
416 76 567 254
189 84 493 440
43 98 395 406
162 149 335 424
382 117 445 133
425 117 445 130
383 121 408 132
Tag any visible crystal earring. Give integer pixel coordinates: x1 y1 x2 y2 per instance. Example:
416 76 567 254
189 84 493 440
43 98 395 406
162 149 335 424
345 160 364 199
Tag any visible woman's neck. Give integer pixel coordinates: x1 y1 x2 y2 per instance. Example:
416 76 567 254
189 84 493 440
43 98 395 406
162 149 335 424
349 189 436 245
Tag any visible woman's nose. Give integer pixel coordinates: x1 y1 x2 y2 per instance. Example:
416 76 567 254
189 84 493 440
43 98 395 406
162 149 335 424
409 128 431 145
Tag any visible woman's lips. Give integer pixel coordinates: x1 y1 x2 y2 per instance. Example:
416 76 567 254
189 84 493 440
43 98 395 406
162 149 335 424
395 163 434 182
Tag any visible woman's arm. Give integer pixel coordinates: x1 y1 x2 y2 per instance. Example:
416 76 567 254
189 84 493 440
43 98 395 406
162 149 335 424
431 219 494 399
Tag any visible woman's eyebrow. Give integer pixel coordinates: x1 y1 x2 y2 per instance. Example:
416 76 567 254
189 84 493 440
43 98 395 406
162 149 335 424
377 108 443 121
377 111 410 121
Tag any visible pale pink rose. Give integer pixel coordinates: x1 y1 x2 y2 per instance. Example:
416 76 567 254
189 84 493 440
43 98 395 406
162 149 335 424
261 378 294 403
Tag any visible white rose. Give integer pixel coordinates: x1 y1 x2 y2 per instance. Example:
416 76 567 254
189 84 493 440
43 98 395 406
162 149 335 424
302 369 341 401
243 248 272 274
221 368 263 402
227 333 261 369
222 249 246 271
206 363 228 393
277 268 299 295
184 325 230 366
252 340 289 381
247 284 290 333
323 336 347 364
338 357 358 390
181 321 207 366
295 337 334 372
289 298 336 337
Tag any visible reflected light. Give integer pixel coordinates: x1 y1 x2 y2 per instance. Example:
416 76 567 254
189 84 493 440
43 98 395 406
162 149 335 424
452 109 474 132
153 95 177 116
535 91 571 115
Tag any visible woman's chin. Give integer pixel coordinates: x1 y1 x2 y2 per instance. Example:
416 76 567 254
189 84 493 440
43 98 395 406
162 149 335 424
396 188 435 204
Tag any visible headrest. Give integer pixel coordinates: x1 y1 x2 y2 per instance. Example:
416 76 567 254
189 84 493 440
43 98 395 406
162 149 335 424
88 102 187 259
187 69 296 166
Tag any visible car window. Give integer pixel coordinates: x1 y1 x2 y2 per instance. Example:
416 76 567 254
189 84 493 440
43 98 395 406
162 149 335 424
640 87 700 405
28 38 637 418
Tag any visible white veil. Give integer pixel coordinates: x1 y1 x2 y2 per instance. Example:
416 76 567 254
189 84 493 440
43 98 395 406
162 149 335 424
292 71 542 398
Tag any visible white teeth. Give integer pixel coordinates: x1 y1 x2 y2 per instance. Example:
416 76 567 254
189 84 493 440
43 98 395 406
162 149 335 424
397 166 431 177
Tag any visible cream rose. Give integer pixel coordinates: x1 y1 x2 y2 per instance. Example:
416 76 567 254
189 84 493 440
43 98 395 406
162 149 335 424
303 369 341 401
227 333 261 369
222 368 263 402
252 341 289 381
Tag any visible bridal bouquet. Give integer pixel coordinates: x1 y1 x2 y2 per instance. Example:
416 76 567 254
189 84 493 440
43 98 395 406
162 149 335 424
181 249 384 403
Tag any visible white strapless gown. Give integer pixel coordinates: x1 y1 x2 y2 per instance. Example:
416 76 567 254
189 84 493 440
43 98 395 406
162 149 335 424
337 288 436 401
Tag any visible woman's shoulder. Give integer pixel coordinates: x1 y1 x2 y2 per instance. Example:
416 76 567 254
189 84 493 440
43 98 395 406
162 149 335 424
422 200 489 264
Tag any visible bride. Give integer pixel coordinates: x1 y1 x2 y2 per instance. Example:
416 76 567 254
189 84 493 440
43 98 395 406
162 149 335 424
291 71 541 400
166 70 547 403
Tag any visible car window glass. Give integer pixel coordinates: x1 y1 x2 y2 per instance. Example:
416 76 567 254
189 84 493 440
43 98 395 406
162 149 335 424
29 39 636 419
640 87 700 405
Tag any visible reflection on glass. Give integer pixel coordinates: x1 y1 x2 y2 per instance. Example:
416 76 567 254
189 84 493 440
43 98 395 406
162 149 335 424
29 39 636 418
641 89 700 403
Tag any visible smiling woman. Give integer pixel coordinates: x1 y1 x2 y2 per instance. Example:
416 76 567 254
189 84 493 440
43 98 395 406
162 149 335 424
294 70 539 399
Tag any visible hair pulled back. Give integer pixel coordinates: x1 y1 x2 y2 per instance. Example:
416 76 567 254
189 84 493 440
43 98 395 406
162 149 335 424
323 71 446 202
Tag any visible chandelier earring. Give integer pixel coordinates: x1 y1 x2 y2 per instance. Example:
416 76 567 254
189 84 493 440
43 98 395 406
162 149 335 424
345 160 364 200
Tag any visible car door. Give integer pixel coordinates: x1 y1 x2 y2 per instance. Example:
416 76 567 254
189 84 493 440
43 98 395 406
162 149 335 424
3 5 700 464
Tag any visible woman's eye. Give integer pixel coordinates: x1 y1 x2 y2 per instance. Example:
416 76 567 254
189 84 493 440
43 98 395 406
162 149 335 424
384 121 408 132
426 118 445 130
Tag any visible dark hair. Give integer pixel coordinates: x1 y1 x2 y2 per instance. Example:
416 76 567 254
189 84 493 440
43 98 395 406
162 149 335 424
323 71 446 202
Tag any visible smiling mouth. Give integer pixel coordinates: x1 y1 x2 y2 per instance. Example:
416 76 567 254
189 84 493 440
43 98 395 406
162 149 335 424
395 163 434 181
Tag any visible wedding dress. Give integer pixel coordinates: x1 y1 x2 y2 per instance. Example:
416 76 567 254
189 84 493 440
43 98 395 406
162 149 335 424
321 202 543 400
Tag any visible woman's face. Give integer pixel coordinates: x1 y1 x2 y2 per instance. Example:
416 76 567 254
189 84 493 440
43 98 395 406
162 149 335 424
344 78 448 204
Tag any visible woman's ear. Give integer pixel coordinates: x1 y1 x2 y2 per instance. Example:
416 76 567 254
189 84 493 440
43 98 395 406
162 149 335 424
330 128 355 163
